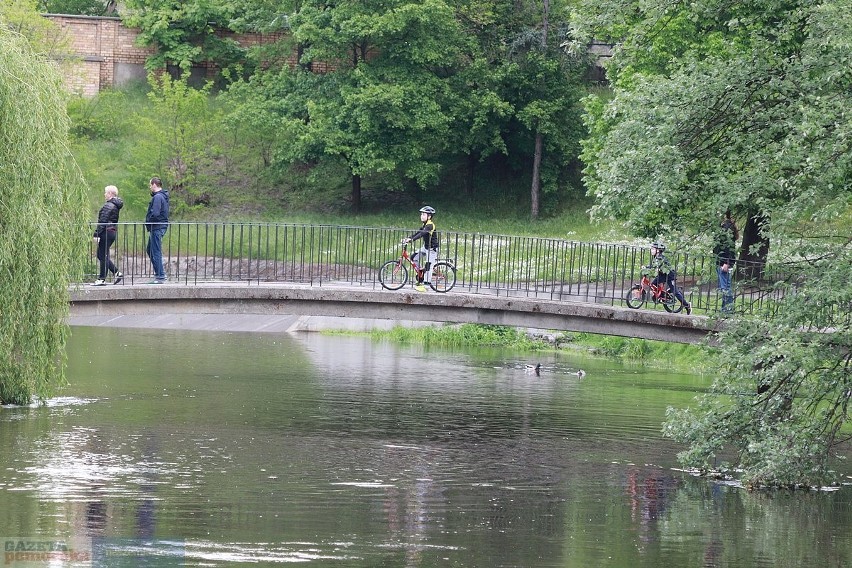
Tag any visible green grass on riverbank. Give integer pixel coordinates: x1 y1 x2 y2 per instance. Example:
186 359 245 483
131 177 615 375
568 332 715 374
365 324 553 351
328 324 716 374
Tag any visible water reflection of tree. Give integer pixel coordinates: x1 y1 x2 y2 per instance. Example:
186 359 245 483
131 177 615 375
380 445 443 567
660 478 852 568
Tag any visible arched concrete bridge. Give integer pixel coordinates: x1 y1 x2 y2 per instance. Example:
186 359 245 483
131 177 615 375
69 282 719 344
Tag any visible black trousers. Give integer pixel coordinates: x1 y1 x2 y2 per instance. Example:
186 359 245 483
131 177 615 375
96 230 118 279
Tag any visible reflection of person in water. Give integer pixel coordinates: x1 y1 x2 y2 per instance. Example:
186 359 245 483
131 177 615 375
86 500 107 534
83 460 109 536
626 469 679 544
137 493 156 539
136 436 159 539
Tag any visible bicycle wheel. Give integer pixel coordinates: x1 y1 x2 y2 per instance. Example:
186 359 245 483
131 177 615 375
662 289 684 313
378 260 408 290
429 262 456 293
625 285 646 309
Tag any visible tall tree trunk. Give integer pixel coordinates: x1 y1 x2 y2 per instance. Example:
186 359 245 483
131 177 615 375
351 173 361 213
348 44 365 214
466 152 477 196
529 0 549 221
531 133 543 219
739 209 770 279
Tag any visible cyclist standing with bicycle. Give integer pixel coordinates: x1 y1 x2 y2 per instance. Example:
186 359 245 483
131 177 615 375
402 206 439 292
648 242 692 315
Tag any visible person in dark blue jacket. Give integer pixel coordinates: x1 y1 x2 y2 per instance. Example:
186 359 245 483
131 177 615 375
144 177 169 283
713 210 739 313
92 185 124 285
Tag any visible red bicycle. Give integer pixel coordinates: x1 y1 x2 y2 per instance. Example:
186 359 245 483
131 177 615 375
625 269 685 313
378 243 457 292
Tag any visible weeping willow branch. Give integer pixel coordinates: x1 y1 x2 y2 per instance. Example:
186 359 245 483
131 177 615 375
0 30 88 405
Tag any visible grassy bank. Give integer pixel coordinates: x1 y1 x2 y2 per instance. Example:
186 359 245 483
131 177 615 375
362 324 553 351
329 324 716 375
567 332 715 374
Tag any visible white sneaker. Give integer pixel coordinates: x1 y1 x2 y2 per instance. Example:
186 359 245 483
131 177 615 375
92 279 106 286
113 272 123 285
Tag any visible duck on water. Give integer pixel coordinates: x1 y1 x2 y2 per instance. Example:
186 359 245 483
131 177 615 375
525 364 585 378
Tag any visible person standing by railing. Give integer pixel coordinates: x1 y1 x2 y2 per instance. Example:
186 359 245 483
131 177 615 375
92 185 123 286
714 210 739 313
144 177 169 284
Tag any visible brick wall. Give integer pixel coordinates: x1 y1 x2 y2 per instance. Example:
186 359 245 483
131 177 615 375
46 15 155 95
44 14 296 95
63 59 101 97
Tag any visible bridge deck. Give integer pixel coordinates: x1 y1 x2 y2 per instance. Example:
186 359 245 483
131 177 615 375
69 281 719 344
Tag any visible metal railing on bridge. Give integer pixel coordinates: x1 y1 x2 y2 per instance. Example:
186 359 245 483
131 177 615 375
88 222 787 316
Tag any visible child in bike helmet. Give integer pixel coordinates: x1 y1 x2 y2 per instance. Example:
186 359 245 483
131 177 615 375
648 241 692 314
403 206 439 292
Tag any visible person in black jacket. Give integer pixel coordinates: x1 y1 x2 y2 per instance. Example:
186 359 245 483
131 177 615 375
402 206 439 292
92 185 124 285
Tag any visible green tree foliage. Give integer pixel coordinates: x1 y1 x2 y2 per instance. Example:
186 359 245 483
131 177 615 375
292 0 476 210
224 0 299 33
664 239 852 488
138 74 222 207
38 0 112 16
219 71 293 171
111 0 593 214
0 30 88 405
572 0 852 487
121 0 244 72
2 0 67 56
574 0 851 258
219 0 591 213
223 0 478 211
498 0 589 218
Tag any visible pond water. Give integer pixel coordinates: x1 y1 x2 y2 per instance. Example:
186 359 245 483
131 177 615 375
0 327 850 567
